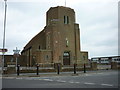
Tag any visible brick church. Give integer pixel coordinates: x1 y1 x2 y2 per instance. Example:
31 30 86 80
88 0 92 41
21 6 88 67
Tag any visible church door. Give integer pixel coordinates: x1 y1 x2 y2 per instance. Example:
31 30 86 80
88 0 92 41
63 52 70 65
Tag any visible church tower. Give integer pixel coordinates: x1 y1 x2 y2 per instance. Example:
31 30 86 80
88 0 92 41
45 6 81 65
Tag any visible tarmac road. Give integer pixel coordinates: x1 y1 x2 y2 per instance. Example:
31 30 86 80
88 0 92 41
2 70 119 89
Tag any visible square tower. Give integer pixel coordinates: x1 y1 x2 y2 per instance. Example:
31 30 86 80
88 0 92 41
45 6 81 65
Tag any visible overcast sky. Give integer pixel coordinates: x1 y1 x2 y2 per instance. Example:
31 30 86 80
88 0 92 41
0 0 119 58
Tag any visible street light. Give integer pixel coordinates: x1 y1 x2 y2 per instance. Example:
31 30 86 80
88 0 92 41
2 0 7 74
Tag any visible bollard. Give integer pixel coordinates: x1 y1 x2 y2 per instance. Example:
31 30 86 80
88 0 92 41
57 64 60 75
74 64 76 74
17 65 20 76
84 63 86 73
36 64 39 75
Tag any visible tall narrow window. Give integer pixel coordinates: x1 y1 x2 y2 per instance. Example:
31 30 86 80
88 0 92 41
67 16 69 24
64 16 69 24
39 45 40 50
64 16 66 24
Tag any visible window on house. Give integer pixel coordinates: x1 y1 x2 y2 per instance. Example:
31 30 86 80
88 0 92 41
64 16 69 24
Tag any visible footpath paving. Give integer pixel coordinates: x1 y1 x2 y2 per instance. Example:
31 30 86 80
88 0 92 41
2 70 118 78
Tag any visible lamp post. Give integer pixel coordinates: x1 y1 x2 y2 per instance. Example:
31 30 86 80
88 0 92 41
2 0 7 74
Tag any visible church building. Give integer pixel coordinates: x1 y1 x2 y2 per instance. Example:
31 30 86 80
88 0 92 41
21 6 88 67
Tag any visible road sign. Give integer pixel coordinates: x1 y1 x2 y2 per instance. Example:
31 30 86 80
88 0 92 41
13 47 20 58
13 50 20 54
0 49 8 53
13 47 20 54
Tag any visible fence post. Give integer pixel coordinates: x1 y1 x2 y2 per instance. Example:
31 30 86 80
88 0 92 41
74 64 76 74
36 64 39 75
17 65 20 76
84 63 86 73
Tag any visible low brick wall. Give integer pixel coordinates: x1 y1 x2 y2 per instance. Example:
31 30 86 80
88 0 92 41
97 65 111 70
38 63 54 67
62 67 91 72
90 62 97 70
20 69 56 73
4 67 16 74
111 62 120 70
19 66 92 73
4 63 98 74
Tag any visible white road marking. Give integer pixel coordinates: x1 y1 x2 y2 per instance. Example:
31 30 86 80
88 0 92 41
84 82 95 85
69 81 80 84
56 80 66 83
59 81 66 83
47 79 54 81
101 84 113 87
74 82 80 84
85 74 92 76
16 77 23 80
43 79 53 81
69 81 75 83
24 78 33 80
43 79 49 80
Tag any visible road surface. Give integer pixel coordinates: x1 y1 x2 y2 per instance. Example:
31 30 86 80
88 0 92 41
2 70 119 89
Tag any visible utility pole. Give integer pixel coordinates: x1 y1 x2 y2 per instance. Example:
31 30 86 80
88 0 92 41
2 0 7 74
